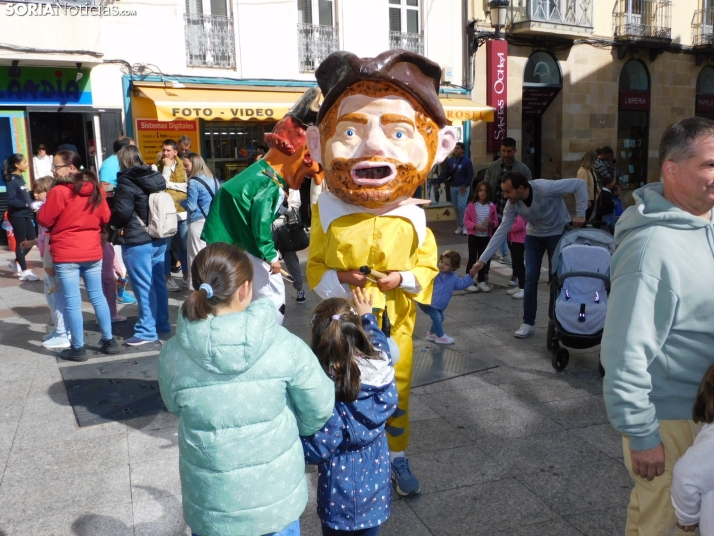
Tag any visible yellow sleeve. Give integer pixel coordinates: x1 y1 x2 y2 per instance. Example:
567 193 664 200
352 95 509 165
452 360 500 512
410 227 438 305
306 202 329 290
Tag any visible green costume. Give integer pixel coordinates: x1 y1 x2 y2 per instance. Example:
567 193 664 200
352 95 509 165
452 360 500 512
201 160 286 262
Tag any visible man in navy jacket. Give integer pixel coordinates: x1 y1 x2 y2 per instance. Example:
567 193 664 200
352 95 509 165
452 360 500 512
438 142 474 235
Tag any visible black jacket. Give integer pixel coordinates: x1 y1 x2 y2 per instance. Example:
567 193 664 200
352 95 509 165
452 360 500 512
110 166 166 246
4 173 33 218
596 188 616 218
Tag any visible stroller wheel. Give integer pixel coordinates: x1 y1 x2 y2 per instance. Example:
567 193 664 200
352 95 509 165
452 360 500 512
552 348 569 371
546 320 555 351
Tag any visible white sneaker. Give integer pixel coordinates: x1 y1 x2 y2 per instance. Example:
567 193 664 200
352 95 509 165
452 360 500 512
508 278 519 287
511 289 524 299
425 331 437 341
506 287 521 295
454 226 463 235
460 227 468 235
19 269 39 281
42 331 57 341
166 278 180 292
500 255 512 265
8 260 21 275
477 282 491 293
42 334 71 349
181 277 189 288
465 284 479 293
434 334 455 344
514 323 535 338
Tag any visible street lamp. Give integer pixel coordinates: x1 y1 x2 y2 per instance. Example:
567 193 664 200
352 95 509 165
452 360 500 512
489 0 510 39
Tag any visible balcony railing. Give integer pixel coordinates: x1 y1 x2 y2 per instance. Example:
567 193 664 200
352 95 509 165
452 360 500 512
692 8 714 46
389 31 424 55
509 0 593 29
184 14 236 68
612 0 672 40
298 24 339 72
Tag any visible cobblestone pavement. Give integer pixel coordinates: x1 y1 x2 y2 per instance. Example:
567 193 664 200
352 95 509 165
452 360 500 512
0 221 629 535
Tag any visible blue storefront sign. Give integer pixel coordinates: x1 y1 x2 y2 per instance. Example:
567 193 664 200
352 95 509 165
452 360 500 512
0 66 92 106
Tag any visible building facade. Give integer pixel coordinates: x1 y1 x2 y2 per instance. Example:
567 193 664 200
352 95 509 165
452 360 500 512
470 0 714 203
0 0 493 184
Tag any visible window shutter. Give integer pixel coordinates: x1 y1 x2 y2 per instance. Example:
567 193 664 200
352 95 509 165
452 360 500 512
389 7 401 31
298 0 313 24
318 0 333 26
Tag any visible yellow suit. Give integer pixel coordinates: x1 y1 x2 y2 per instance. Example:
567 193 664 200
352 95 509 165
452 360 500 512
307 193 438 451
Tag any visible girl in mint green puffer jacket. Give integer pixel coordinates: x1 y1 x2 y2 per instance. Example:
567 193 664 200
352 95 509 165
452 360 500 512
159 243 335 536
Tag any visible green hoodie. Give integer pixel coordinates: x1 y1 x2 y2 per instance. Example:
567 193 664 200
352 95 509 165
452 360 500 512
602 182 714 451
158 298 334 535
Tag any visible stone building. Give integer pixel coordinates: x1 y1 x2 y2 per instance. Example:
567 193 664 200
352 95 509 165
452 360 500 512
469 0 714 201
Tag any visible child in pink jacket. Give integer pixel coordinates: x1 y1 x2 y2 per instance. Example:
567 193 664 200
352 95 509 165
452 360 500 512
506 215 526 299
464 181 499 292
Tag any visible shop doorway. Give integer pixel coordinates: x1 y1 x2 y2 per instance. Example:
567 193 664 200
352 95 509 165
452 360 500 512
521 51 562 178
696 65 714 121
27 111 91 167
617 60 650 189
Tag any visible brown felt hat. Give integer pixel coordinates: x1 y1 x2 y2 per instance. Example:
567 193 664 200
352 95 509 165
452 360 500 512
315 49 447 128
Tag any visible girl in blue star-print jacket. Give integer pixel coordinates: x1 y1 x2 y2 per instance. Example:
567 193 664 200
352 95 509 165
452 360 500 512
301 288 398 536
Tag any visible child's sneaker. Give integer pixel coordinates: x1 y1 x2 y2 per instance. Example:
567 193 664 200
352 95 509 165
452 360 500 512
19 269 39 281
42 334 71 349
508 277 519 287
434 334 455 345
296 289 306 303
116 290 137 305
392 457 420 497
506 287 521 295
166 278 180 292
477 282 491 293
8 260 21 276
511 289 524 299
425 331 437 341
465 284 479 293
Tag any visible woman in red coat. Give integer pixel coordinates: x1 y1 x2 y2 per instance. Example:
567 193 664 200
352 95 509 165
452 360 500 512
38 151 119 361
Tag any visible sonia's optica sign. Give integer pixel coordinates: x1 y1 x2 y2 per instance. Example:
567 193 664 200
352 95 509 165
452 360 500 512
0 66 92 106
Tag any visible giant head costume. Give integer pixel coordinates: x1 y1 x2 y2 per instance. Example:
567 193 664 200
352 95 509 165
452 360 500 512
306 50 458 209
264 87 323 190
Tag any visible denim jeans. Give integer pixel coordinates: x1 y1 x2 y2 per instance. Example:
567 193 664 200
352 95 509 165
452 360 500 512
418 303 445 337
55 261 113 349
192 519 300 536
164 218 188 277
123 239 169 340
523 233 562 326
500 237 509 257
450 186 470 228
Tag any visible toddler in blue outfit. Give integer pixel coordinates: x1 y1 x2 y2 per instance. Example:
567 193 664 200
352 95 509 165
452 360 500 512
302 288 398 536
418 249 478 345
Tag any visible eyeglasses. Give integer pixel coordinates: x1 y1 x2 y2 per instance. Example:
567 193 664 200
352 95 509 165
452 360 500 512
51 164 70 170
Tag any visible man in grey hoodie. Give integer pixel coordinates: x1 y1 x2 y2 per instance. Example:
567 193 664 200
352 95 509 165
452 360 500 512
473 172 588 338
601 117 714 535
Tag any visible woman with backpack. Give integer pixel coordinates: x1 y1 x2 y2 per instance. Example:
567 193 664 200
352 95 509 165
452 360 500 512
181 152 219 290
110 145 171 346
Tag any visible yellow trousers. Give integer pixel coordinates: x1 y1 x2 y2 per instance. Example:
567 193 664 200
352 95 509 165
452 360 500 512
385 324 414 452
622 420 702 536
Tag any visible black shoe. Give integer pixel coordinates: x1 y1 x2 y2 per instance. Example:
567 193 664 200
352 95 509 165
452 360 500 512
171 264 181 274
101 338 120 355
60 346 88 362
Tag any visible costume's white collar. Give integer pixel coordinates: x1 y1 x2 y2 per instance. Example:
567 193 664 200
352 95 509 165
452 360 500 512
318 191 427 246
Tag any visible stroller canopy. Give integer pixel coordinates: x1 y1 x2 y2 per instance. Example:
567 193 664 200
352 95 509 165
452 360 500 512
551 228 617 276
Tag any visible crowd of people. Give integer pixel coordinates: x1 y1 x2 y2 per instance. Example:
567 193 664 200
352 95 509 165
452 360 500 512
4 111 714 536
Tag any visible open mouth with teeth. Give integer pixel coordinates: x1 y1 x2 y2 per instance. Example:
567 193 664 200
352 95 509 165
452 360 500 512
350 162 396 187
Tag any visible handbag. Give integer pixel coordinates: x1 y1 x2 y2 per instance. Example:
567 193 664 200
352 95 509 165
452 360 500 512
273 210 309 253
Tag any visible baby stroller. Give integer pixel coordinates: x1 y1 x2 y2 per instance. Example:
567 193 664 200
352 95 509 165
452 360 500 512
547 222 616 372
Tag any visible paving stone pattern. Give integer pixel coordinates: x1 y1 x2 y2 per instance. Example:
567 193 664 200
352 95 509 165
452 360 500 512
0 221 629 535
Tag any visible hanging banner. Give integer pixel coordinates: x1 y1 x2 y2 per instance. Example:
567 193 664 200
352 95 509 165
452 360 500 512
135 119 200 165
486 39 508 153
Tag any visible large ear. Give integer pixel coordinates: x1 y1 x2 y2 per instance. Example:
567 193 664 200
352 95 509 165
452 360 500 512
306 126 322 165
434 126 458 165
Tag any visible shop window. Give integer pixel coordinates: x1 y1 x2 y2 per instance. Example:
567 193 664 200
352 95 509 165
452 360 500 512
696 65 714 120
523 51 562 86
617 59 650 189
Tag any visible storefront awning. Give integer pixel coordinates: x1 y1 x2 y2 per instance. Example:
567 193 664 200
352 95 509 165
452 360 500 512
135 85 495 124
439 97 495 123
134 86 303 121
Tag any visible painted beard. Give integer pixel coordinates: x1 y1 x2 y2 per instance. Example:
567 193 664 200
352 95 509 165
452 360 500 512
325 156 427 209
